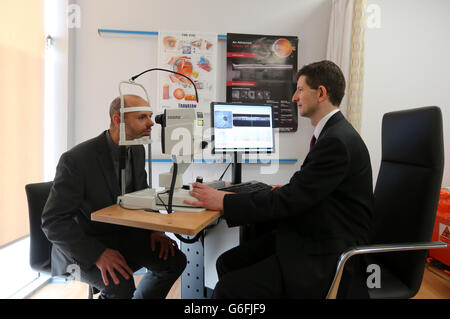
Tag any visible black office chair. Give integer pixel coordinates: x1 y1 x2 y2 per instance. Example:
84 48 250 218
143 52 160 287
327 106 447 299
25 181 98 299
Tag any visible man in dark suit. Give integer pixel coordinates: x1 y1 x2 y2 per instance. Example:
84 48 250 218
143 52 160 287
184 61 374 298
42 95 186 299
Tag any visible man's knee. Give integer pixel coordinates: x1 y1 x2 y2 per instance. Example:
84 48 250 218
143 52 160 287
176 250 187 274
166 249 187 276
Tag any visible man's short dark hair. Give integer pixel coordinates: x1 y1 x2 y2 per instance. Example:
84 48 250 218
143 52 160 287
109 96 122 123
297 60 346 106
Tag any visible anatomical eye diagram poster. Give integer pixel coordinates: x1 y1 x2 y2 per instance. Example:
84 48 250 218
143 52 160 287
158 31 218 112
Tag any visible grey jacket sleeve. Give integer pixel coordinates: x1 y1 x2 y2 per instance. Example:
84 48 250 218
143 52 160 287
41 152 106 268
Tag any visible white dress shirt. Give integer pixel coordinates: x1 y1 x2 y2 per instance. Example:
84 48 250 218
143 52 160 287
313 109 340 140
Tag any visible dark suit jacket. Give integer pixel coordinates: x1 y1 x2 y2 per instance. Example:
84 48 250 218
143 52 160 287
42 131 150 276
223 112 374 298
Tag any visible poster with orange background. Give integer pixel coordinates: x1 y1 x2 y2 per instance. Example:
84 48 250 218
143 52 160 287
158 31 218 112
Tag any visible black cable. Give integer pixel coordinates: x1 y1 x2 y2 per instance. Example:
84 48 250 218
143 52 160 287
131 68 199 103
167 162 177 214
176 231 204 244
163 160 203 244
218 162 232 181
156 191 169 212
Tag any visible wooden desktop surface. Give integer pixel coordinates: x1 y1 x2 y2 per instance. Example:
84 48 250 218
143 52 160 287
91 204 221 236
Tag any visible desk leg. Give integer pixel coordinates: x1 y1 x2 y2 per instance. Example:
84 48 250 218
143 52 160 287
180 235 212 299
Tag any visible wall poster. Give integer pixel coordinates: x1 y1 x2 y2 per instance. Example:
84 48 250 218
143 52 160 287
158 31 218 112
226 33 298 132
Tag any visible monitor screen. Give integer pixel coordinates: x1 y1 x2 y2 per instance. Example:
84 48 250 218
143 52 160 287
211 102 274 153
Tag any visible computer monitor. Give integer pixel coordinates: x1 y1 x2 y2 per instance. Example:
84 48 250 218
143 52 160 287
211 102 274 154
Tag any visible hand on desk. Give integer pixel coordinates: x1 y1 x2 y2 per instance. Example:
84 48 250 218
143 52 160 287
184 182 228 211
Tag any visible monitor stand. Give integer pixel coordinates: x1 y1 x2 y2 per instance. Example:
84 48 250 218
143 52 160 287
231 152 242 185
231 152 251 244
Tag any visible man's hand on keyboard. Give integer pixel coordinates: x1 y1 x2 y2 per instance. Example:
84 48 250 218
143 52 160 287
272 185 283 190
184 182 230 211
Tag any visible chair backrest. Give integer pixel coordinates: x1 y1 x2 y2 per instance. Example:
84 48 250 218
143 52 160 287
25 181 53 273
370 106 444 296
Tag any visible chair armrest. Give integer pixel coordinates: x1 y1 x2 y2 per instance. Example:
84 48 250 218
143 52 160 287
326 241 447 299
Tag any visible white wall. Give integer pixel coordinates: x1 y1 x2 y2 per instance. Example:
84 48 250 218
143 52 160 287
363 0 450 187
44 0 70 181
69 0 332 184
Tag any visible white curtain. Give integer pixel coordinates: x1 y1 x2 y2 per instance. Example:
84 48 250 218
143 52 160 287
326 0 366 133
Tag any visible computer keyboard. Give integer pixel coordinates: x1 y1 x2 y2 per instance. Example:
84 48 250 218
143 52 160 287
218 180 272 193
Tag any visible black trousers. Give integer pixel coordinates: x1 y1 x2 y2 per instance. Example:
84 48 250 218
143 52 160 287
212 231 285 299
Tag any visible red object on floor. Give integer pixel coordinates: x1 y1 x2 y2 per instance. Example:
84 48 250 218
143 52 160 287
430 189 450 266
